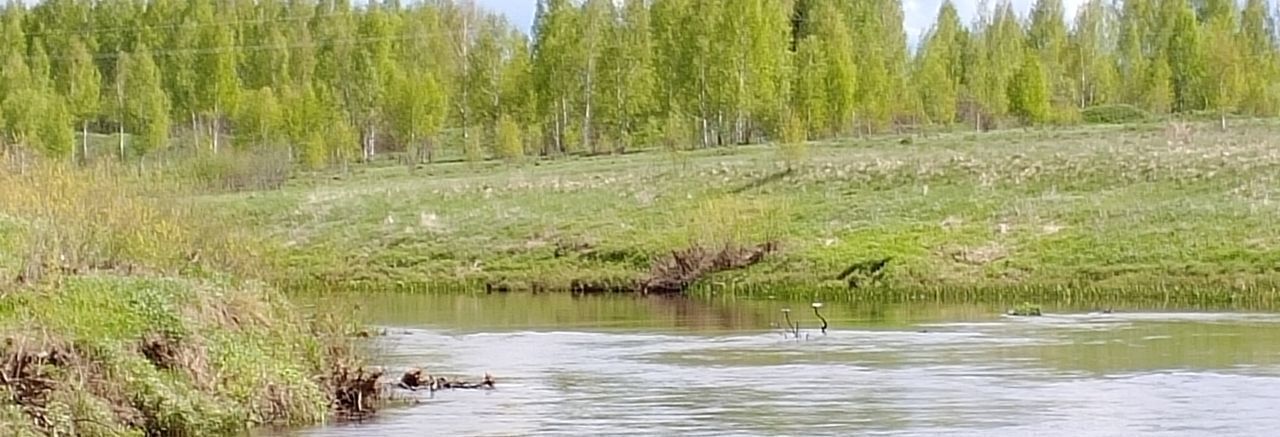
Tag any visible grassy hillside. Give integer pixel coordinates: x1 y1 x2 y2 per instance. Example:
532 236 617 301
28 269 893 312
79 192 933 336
214 121 1280 302
0 161 360 435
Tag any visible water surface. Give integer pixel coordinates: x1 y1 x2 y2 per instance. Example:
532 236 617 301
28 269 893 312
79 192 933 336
270 294 1280 436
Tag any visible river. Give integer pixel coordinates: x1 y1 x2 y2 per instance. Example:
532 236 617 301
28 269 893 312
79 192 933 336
265 293 1280 436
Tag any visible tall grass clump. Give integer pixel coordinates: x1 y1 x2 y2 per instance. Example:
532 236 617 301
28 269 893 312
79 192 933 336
175 147 294 192
496 115 525 164
0 156 358 435
0 157 272 282
1081 104 1150 124
777 113 809 170
678 196 790 250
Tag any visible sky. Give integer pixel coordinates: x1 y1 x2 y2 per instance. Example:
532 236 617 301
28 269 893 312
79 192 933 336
476 0 538 34
474 0 1089 46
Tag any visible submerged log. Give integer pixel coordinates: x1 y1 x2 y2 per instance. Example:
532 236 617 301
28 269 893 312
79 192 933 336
397 368 495 392
434 373 496 390
399 367 426 390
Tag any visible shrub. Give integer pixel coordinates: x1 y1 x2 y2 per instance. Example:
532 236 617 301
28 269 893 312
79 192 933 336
777 113 808 170
495 115 524 163
182 148 293 192
0 155 272 282
1081 104 1151 124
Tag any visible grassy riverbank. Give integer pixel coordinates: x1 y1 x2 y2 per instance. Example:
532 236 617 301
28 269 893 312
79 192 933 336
0 161 359 435
211 120 1280 301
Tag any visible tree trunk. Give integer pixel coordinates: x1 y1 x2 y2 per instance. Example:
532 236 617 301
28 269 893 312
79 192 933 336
458 7 471 159
698 67 709 149
1080 71 1087 109
118 122 126 161
583 53 595 154
557 98 567 154
427 136 435 163
212 115 221 154
81 121 90 165
583 76 594 154
192 112 200 151
409 133 419 166
360 129 369 162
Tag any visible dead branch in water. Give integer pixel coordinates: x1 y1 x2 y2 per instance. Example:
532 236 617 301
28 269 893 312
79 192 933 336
398 368 495 392
639 242 778 294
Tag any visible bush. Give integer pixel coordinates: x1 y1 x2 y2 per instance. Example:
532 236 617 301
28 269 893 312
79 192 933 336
182 148 293 192
1081 104 1151 124
495 115 524 163
0 156 273 281
777 113 808 170
0 156 356 436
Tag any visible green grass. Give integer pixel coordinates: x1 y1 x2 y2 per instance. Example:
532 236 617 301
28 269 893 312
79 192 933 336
209 120 1280 300
0 275 339 436
0 159 358 435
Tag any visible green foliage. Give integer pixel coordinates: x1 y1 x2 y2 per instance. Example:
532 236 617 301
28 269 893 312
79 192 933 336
915 6 959 127
2 87 73 158
1166 0 1204 113
1081 104 1151 124
0 160 353 434
463 131 484 163
792 36 829 135
921 13 962 124
1 0 1279 168
117 48 171 159
496 114 524 163
0 276 335 435
1069 0 1118 108
1238 0 1279 116
659 113 692 168
37 95 75 159
1202 11 1245 118
1028 0 1071 108
299 131 328 170
1145 56 1175 114
969 2 1025 123
386 70 446 162
1009 50 1052 124
232 87 285 150
183 148 293 192
532 0 582 154
196 1 241 121
65 37 101 125
599 0 658 150
282 85 354 169
815 1 858 135
778 112 808 169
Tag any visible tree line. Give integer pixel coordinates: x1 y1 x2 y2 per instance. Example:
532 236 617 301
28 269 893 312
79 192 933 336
0 0 1277 168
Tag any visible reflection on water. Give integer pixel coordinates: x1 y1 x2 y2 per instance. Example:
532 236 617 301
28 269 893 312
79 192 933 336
269 293 1280 436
